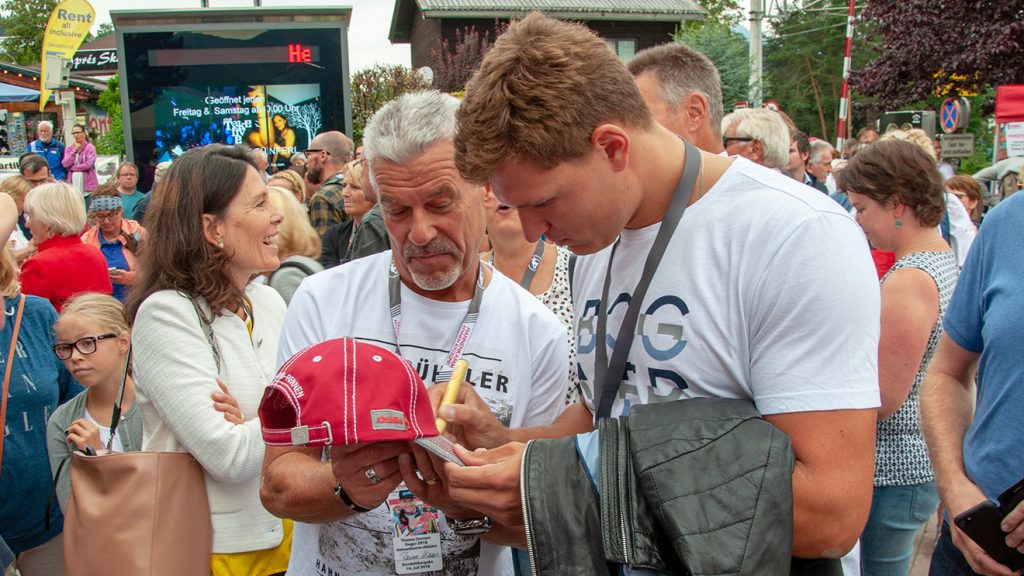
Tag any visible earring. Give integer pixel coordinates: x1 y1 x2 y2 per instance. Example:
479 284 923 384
895 220 902 229
218 241 224 249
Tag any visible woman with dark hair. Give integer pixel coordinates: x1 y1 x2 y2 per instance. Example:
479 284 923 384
945 175 983 227
842 139 959 576
61 124 98 196
125 144 290 574
81 188 145 302
269 114 297 172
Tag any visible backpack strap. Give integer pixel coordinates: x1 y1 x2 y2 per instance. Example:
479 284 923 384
272 259 318 279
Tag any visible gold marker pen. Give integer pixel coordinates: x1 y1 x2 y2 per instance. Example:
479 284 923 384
436 359 469 434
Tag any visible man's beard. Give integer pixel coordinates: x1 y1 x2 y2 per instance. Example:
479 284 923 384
404 237 462 291
307 161 323 185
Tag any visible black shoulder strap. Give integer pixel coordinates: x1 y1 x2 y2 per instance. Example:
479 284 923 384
594 141 702 420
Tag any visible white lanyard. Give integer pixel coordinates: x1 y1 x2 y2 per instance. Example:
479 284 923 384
387 260 485 383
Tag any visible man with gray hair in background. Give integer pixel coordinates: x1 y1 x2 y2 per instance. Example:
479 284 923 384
27 121 66 181
807 139 837 194
628 42 725 154
261 90 568 576
721 108 791 171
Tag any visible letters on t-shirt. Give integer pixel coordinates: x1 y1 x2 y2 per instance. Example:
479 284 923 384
576 292 691 411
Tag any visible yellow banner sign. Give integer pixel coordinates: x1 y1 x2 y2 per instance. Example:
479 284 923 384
39 0 95 111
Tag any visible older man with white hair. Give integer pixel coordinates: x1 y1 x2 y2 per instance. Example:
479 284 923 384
27 121 66 180
807 139 837 193
261 91 569 576
720 108 791 171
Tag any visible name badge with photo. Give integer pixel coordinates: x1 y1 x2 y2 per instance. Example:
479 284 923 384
390 487 443 574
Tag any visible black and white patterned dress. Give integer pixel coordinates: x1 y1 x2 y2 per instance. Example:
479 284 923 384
538 246 580 405
874 250 959 487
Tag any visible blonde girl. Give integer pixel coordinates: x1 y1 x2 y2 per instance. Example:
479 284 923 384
46 292 141 512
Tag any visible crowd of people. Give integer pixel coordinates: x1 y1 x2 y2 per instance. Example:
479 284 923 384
0 11 1021 576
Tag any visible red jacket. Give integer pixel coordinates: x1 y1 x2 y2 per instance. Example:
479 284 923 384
20 234 113 312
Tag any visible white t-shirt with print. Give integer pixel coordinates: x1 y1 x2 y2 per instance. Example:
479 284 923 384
575 157 881 418
280 251 569 576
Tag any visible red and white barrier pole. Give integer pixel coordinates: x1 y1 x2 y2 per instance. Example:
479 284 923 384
836 0 856 151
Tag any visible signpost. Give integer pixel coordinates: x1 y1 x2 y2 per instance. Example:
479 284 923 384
939 133 975 158
940 98 972 135
940 99 960 133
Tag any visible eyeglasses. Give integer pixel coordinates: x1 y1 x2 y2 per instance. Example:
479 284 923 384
71 131 85 135
53 333 117 360
723 136 755 148
92 210 121 222
25 174 51 185
303 148 330 157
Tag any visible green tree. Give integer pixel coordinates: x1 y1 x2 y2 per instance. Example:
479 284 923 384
349 65 429 144
0 0 58 65
94 22 114 39
682 0 741 30
94 75 124 155
674 23 749 111
763 0 878 140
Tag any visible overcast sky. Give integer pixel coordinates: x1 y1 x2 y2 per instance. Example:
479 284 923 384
85 0 412 73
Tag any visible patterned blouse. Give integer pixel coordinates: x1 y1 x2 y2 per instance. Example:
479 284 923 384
489 244 579 404
874 250 958 487
538 246 580 405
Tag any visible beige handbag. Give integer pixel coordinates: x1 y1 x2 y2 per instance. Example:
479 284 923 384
63 451 212 575
61 344 212 576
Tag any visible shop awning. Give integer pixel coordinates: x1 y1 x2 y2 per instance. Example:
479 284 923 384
0 82 48 103
996 85 1024 124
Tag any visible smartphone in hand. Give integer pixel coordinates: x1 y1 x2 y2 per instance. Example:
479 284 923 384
998 477 1024 516
955 500 1024 571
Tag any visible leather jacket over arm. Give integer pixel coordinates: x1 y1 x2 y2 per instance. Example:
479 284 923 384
521 398 795 576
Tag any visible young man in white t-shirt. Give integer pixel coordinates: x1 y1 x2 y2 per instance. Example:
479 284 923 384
261 91 568 576
437 13 882 568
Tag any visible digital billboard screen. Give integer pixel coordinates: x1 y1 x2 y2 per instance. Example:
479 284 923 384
153 83 321 168
120 25 347 168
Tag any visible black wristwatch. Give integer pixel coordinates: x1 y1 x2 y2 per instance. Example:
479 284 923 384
334 482 374 514
451 516 494 536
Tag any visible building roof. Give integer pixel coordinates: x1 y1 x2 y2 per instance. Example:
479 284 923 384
0 62 106 95
390 0 705 42
78 34 116 51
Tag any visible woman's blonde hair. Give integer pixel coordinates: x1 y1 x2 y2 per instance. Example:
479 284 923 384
267 186 320 260
0 175 32 204
59 292 130 336
881 128 937 162
24 181 86 237
267 170 306 203
345 159 363 188
0 248 20 298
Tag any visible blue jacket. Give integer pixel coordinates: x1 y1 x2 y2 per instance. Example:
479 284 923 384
0 294 81 553
28 139 67 181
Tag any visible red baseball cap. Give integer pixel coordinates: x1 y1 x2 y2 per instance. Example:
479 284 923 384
259 338 440 446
